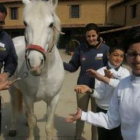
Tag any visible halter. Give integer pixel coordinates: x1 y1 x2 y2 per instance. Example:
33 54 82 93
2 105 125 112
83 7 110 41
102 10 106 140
25 25 64 70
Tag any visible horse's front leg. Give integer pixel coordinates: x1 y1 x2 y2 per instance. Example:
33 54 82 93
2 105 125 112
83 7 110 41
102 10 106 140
9 87 22 137
45 93 60 140
25 100 36 140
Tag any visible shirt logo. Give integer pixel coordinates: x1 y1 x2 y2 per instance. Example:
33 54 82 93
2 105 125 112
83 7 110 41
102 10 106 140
95 53 103 60
0 42 5 48
0 42 6 51
96 53 103 57
82 57 86 61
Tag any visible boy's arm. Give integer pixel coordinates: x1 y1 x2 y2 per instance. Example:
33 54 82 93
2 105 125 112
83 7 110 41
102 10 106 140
74 84 105 100
81 89 121 129
67 88 121 130
86 69 110 84
86 68 109 99
74 85 93 94
86 68 130 88
66 108 82 123
109 69 130 88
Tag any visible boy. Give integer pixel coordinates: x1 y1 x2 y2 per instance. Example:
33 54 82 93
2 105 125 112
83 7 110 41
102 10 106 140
68 45 130 140
66 27 140 140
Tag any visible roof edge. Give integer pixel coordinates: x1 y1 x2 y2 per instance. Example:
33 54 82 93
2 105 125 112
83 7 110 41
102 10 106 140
100 24 140 34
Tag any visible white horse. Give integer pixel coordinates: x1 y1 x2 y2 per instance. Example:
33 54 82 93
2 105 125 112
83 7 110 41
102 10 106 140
8 0 64 140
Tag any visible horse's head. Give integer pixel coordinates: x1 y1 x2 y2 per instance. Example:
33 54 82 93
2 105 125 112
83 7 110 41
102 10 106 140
22 0 60 76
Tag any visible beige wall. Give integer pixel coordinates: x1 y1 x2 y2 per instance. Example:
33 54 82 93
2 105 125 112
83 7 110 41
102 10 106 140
57 0 106 25
2 0 121 28
57 0 121 25
5 3 24 26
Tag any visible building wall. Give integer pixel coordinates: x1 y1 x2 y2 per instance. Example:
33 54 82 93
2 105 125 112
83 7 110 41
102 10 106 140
5 2 24 27
57 0 107 25
109 5 125 25
1 0 121 29
55 0 121 26
107 1 125 25
110 0 140 26
126 0 140 26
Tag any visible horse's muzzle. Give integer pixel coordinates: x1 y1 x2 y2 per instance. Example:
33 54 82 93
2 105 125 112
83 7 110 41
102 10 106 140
30 66 41 76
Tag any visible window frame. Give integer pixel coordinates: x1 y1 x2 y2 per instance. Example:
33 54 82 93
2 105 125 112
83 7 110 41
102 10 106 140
130 3 137 19
69 4 80 18
10 7 19 20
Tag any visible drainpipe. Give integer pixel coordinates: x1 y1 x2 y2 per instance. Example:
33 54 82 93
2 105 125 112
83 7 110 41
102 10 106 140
105 0 108 24
123 4 127 26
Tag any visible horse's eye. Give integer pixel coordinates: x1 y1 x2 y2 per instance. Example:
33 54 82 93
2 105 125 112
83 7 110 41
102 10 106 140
24 21 27 26
49 23 53 28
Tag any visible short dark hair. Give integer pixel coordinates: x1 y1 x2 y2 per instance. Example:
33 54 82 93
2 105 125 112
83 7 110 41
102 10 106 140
84 23 99 34
109 45 125 54
123 27 140 53
0 4 7 16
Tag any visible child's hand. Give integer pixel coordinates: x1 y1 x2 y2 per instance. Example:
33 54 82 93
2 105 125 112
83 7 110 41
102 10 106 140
86 69 104 81
104 69 114 78
66 108 82 123
0 80 11 90
74 85 92 94
86 69 98 77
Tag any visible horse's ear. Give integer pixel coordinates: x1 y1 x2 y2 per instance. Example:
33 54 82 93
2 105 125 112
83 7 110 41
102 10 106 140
22 0 31 5
49 0 58 9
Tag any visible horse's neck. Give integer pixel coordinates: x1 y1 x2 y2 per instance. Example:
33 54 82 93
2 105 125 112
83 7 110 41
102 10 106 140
50 46 60 62
42 46 62 73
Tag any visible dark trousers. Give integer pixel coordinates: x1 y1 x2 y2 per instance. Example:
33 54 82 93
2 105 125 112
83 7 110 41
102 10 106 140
0 96 1 135
96 106 123 140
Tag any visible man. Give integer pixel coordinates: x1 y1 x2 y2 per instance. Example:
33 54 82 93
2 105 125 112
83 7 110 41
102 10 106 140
0 4 18 134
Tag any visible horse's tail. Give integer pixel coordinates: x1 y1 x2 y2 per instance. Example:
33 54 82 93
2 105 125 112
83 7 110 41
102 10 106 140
9 86 23 114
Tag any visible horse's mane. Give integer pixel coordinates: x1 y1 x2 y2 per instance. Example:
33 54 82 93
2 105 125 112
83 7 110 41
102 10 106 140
23 0 61 46
53 14 61 45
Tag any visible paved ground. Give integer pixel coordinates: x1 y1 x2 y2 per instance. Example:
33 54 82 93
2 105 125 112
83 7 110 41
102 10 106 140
0 49 131 140
0 49 91 140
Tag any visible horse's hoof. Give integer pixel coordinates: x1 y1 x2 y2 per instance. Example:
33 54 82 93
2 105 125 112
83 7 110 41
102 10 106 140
9 130 17 137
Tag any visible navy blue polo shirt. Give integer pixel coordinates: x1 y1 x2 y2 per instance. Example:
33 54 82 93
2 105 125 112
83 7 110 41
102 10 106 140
64 43 109 88
0 30 18 76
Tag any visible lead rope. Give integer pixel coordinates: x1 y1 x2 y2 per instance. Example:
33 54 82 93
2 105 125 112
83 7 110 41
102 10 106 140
0 92 5 111
53 25 65 35
0 72 28 111
0 76 10 111
47 25 65 53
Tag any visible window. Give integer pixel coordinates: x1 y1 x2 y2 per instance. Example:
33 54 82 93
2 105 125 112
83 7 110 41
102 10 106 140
10 7 18 20
70 5 80 18
131 4 137 18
